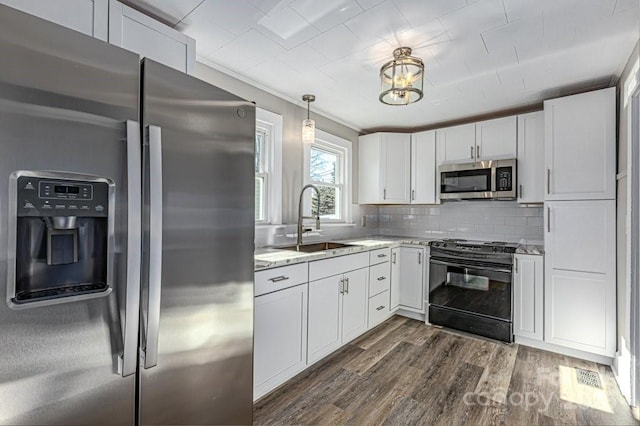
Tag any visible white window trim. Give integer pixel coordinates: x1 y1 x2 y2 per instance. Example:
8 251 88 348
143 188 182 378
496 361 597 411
256 108 283 225
303 129 353 223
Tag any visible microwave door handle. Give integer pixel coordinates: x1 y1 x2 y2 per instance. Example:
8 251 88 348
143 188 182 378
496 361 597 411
121 120 142 377
142 124 163 369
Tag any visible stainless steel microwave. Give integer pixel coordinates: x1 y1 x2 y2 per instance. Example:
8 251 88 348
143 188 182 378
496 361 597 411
439 159 516 200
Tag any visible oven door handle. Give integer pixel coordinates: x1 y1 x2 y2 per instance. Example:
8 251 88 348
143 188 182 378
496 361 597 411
429 258 512 274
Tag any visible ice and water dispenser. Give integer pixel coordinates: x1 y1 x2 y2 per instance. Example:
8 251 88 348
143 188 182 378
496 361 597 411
7 172 113 307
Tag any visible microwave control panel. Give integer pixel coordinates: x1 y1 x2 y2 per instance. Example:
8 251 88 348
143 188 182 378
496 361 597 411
496 167 513 192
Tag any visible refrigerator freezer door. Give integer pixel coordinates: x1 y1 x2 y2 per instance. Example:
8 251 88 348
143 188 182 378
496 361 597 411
0 6 140 425
139 59 255 425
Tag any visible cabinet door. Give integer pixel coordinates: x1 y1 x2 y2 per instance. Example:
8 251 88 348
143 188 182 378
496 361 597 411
382 133 411 204
0 0 108 40
411 130 437 204
544 88 615 200
544 200 615 356
390 248 401 310
398 247 425 311
254 284 308 400
513 254 543 340
307 275 342 364
436 123 475 163
475 116 517 160
517 112 545 203
545 200 615 274
341 268 369 343
544 269 614 356
108 0 196 74
358 133 383 204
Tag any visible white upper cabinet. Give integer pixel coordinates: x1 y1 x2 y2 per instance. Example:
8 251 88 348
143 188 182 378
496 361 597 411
475 116 517 160
436 123 476 163
358 133 410 204
411 130 437 204
0 0 108 40
544 87 616 201
517 111 545 203
108 0 195 74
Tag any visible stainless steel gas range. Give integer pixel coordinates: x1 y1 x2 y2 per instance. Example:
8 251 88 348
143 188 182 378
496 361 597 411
428 239 517 342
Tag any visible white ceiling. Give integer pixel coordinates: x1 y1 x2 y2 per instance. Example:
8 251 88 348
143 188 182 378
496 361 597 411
130 0 639 131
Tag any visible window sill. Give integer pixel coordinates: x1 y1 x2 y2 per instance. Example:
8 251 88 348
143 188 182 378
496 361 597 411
255 223 285 229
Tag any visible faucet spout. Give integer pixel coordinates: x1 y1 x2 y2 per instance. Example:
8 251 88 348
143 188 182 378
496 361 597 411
297 184 322 247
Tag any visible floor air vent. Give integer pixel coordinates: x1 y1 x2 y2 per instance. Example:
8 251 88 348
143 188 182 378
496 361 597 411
575 368 602 388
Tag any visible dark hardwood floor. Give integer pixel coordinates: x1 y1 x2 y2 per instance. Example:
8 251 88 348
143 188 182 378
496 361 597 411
254 316 638 425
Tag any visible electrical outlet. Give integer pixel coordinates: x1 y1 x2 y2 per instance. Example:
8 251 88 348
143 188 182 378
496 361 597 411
361 215 367 227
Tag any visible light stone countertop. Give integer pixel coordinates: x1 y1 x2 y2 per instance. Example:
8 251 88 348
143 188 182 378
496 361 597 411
254 236 435 271
515 244 545 255
254 236 544 270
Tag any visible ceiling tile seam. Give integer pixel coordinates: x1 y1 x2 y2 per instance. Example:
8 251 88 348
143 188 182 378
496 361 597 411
500 0 510 23
283 5 316 36
172 0 206 29
610 0 619 15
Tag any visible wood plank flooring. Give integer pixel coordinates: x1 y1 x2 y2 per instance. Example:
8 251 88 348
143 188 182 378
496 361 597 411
254 316 638 425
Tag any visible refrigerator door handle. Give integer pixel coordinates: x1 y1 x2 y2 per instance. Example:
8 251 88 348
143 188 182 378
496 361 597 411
121 120 142 377
143 124 163 369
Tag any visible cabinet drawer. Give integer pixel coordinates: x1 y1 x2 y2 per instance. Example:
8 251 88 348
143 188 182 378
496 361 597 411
309 252 368 282
369 262 390 297
369 248 391 265
368 291 390 328
255 263 308 296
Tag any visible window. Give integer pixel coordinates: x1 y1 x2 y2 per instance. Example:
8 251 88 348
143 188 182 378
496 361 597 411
255 126 268 221
255 108 283 224
304 130 352 222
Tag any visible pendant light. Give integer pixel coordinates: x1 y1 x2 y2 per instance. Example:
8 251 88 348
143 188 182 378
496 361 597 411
302 94 316 144
379 47 424 106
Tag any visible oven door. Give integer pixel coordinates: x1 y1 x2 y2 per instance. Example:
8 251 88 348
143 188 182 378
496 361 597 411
440 166 492 199
428 257 512 321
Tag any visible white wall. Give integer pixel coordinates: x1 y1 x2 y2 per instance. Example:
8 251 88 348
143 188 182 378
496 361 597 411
194 61 361 224
615 38 639 403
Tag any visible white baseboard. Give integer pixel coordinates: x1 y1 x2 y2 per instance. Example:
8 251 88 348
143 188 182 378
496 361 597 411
515 336 614 365
396 309 425 322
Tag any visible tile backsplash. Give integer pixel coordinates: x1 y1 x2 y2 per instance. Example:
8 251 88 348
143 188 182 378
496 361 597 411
377 201 544 244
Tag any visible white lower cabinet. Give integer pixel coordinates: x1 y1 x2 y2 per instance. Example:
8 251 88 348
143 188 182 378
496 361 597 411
391 246 426 312
544 200 616 356
368 290 390 327
341 268 369 343
307 253 369 365
254 283 308 400
513 254 543 341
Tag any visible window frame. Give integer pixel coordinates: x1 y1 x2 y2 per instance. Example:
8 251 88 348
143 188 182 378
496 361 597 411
303 129 352 223
255 108 283 225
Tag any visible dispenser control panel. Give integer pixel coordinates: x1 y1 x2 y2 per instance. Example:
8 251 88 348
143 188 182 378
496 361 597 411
17 175 109 217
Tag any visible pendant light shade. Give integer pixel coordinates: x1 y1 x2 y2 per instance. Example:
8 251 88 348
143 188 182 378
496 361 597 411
302 94 316 144
379 47 424 106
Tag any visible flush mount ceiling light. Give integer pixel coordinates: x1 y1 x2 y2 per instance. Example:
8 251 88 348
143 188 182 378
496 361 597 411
302 94 316 144
379 47 424 106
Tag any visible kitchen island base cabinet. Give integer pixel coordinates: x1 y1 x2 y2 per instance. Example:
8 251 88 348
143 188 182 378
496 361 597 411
254 284 308 400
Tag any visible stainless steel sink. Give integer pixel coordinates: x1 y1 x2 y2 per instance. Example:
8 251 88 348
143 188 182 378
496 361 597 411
279 242 355 253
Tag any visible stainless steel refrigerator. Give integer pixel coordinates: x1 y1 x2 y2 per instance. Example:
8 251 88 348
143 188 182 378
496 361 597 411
0 5 254 425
